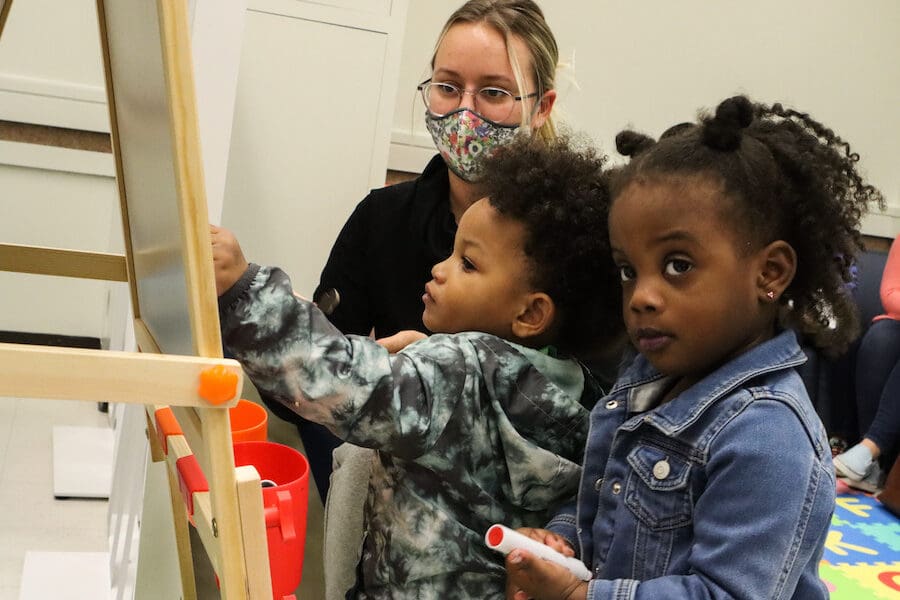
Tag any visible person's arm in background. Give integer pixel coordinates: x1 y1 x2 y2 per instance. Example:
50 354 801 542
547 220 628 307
314 195 376 336
377 330 428 353
881 235 900 319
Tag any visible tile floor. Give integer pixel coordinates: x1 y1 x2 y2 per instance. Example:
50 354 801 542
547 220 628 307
0 396 110 600
0 388 326 600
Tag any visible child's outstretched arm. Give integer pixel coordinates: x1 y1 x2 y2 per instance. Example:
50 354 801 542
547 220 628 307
217 265 473 457
210 224 249 296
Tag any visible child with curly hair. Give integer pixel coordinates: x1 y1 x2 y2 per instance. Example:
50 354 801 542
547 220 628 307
504 95 883 599
215 135 623 598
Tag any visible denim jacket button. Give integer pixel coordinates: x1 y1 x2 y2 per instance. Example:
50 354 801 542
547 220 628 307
594 478 603 491
605 400 618 410
611 482 622 494
653 459 671 480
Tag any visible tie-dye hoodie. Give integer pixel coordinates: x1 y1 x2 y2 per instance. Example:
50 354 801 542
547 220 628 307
219 265 596 599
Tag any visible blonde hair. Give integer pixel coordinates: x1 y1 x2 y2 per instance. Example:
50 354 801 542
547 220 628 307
431 0 559 141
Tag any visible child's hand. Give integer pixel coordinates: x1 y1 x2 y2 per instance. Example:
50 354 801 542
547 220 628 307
505 549 589 600
210 225 249 296
515 528 575 557
376 330 427 353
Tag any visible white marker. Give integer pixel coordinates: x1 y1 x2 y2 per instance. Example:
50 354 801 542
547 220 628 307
485 524 592 581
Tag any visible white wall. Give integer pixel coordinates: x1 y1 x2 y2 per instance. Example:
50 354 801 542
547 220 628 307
220 0 409 298
390 0 900 237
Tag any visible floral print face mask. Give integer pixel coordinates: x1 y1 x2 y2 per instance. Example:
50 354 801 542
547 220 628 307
425 108 522 182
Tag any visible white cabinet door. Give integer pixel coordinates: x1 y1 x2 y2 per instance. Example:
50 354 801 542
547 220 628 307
0 151 118 338
222 3 408 296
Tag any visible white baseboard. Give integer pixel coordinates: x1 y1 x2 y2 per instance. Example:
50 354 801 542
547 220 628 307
862 208 900 240
0 140 115 177
0 73 109 133
388 130 433 174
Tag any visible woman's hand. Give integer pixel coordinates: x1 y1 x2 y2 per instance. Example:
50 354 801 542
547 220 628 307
376 330 427 353
210 225 249 296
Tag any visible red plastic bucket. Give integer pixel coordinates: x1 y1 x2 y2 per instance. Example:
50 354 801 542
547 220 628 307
229 399 268 443
232 441 309 598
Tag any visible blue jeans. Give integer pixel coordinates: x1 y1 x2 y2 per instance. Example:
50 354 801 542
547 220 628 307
295 418 342 500
856 318 900 462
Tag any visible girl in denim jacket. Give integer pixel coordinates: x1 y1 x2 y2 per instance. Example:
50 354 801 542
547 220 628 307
504 95 884 599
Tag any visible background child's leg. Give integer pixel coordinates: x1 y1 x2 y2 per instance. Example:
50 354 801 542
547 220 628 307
855 319 900 450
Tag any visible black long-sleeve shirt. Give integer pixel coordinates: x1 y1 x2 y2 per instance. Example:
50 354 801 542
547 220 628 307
314 155 455 338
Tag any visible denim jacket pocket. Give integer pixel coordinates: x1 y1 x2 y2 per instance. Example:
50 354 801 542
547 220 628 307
624 445 694 579
624 444 693 531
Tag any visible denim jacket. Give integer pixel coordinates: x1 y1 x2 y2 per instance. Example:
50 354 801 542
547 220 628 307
547 330 834 599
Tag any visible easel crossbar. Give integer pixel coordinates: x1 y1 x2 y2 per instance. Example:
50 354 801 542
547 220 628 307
0 342 241 407
0 243 128 281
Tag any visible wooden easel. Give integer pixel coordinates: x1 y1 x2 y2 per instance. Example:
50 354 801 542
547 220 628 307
0 0 11 39
0 0 275 597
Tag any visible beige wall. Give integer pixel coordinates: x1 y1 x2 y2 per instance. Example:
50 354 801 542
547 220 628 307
0 1 896 342
390 0 900 236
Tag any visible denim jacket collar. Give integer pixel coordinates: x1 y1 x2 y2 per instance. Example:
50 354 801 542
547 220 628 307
614 330 807 436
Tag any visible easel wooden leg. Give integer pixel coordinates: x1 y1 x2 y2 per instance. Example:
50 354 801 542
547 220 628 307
134 457 188 599
147 405 199 599
236 465 273 598
167 466 198 600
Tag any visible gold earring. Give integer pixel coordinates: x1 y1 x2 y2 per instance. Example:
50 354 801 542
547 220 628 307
766 290 775 300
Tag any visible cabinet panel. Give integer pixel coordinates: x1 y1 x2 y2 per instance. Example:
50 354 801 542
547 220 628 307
250 0 396 29
222 12 388 297
296 0 391 14
0 0 107 130
0 160 119 338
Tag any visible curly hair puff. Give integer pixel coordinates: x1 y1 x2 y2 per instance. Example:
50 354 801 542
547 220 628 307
612 95 884 356
478 133 624 357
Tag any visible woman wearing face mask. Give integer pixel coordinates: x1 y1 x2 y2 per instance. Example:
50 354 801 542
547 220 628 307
312 0 560 499
212 0 561 503
312 0 558 341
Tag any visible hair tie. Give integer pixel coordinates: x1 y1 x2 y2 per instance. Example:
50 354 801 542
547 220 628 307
702 95 754 151
615 130 656 158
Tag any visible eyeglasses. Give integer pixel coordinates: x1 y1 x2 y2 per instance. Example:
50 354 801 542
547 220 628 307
417 79 539 123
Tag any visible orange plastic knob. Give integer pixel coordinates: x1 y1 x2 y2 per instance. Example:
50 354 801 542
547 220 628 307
198 365 239 405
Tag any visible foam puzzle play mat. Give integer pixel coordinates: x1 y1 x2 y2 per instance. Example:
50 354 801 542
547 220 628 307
821 481 900 599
